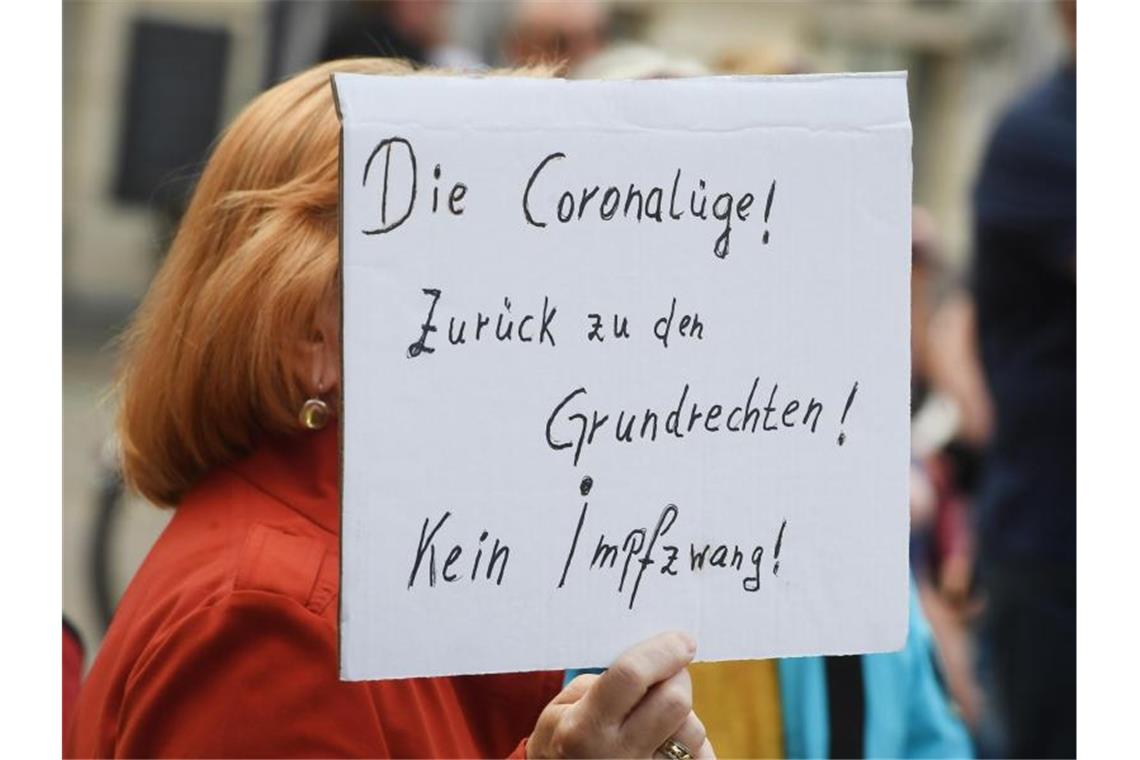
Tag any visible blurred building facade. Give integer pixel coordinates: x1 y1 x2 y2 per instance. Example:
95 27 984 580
63 0 1064 332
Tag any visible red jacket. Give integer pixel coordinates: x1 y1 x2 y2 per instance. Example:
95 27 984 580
67 426 562 758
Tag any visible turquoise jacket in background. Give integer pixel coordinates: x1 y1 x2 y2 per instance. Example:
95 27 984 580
566 580 973 759
778 581 972 758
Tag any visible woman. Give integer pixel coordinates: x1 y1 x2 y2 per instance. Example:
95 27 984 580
66 58 712 759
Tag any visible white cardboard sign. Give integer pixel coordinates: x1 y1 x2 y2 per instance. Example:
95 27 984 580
334 73 911 681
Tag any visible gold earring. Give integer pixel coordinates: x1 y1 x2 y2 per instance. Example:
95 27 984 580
299 398 330 430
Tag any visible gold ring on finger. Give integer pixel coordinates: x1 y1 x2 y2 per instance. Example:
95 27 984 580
657 737 694 760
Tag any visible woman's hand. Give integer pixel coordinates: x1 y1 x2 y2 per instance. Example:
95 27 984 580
527 632 714 758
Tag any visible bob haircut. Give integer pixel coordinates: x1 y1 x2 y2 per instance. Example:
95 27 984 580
117 58 548 505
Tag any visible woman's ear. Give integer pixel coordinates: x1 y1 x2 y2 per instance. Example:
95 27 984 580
298 300 340 397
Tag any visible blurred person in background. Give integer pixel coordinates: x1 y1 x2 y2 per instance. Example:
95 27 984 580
320 0 481 69
970 2 1076 757
66 58 715 759
910 207 990 735
503 0 609 71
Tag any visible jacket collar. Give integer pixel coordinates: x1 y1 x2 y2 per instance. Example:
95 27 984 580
224 424 340 535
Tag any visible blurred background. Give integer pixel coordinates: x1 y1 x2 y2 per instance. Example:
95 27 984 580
63 1 1074 756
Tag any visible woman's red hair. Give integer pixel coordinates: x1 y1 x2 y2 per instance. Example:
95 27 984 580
116 58 414 505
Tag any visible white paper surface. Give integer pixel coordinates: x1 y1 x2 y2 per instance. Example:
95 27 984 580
335 73 912 681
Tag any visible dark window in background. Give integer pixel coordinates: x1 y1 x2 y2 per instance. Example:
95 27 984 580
113 18 230 218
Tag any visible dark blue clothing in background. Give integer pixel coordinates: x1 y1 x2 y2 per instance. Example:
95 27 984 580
973 64 1076 565
971 64 1075 759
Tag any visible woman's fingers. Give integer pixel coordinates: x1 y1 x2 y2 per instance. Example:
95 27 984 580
620 669 693 754
528 633 704 758
693 737 717 759
551 673 599 705
582 632 696 725
664 711 710 759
